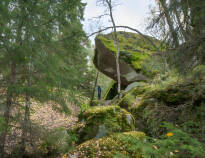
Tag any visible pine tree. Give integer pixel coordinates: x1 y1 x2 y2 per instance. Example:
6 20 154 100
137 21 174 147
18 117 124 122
0 0 90 156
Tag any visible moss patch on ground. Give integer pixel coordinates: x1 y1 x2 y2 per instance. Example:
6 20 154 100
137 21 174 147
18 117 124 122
77 106 135 143
67 131 145 158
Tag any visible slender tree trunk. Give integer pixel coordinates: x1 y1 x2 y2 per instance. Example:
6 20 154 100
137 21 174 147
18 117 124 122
20 91 30 155
90 71 99 106
20 55 32 155
173 6 189 42
0 62 16 158
106 0 121 97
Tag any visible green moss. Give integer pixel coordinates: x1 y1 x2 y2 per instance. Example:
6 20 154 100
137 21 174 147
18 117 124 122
130 80 205 139
118 93 136 109
118 83 150 111
68 131 145 158
193 65 205 80
78 106 135 143
96 32 160 72
97 35 116 52
104 81 117 100
104 82 127 100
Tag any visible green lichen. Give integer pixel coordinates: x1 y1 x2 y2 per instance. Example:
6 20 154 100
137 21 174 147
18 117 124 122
78 106 135 143
96 32 160 72
68 131 145 158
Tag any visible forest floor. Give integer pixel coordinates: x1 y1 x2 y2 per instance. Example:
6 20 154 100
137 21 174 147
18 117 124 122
4 100 80 157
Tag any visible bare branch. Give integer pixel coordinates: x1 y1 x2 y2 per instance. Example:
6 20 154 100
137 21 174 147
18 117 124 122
87 25 160 52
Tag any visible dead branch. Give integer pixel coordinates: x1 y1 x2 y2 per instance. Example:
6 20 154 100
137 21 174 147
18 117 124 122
87 25 160 52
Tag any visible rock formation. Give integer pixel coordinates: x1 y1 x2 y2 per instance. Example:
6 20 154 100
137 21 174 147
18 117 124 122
94 31 159 85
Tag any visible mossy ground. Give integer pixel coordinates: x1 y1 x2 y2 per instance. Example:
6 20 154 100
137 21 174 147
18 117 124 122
77 106 135 143
67 131 145 158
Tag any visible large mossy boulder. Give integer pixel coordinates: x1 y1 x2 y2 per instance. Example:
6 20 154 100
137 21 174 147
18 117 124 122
130 81 205 139
67 131 145 158
77 106 135 143
94 31 160 85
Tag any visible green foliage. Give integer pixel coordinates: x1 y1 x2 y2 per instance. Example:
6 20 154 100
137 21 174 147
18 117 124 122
0 0 95 156
148 0 205 72
0 0 90 111
0 116 6 133
119 123 205 158
68 131 146 158
40 127 78 155
80 103 90 113
69 123 204 158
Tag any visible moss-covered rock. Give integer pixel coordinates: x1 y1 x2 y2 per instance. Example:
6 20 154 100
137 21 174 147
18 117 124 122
94 32 160 85
103 81 117 100
130 81 205 139
118 83 150 111
67 131 145 158
97 32 159 71
193 65 205 81
77 106 135 143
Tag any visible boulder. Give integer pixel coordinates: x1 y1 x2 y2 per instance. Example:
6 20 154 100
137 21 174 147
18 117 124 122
77 105 135 143
67 131 145 158
130 81 205 137
94 31 159 85
118 82 150 111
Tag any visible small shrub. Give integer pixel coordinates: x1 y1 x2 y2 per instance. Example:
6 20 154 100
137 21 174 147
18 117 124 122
40 127 78 156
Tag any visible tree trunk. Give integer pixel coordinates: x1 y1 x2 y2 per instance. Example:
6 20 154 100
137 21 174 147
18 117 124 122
106 0 121 97
159 0 179 48
0 62 16 158
90 71 99 106
20 54 32 155
20 91 30 155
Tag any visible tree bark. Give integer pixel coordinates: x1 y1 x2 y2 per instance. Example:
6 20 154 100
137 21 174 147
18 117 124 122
0 62 16 158
90 71 99 106
20 91 30 155
159 0 179 48
106 0 121 97
20 65 31 155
